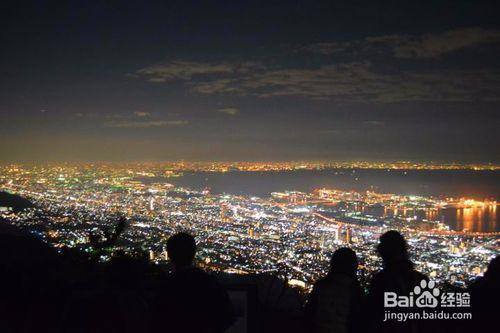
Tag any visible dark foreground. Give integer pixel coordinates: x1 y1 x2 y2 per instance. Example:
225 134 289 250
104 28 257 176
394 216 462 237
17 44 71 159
0 220 498 333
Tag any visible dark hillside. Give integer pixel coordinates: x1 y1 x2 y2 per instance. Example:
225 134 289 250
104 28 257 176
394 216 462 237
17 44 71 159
0 191 34 212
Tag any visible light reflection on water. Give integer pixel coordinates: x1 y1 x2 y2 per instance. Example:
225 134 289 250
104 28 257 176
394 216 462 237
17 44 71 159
449 205 498 233
379 205 498 232
147 169 500 232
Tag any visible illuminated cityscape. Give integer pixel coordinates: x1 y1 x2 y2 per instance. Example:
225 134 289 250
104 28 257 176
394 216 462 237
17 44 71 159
64 161 497 172
1 163 497 290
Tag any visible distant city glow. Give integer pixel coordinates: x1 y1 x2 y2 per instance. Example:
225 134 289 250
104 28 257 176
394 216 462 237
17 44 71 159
1 163 498 290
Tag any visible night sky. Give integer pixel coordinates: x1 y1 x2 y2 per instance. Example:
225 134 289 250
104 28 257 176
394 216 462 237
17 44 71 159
1 0 500 163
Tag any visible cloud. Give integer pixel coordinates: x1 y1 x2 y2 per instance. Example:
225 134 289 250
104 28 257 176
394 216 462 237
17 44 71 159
135 61 262 82
191 78 243 94
164 120 188 126
132 28 500 103
140 61 500 102
393 28 500 58
133 111 151 117
305 28 500 59
217 107 239 115
104 120 188 128
73 112 189 128
74 112 155 120
363 120 385 126
187 62 500 102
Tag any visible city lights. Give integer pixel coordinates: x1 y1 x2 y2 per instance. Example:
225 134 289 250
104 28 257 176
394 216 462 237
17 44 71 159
1 163 497 290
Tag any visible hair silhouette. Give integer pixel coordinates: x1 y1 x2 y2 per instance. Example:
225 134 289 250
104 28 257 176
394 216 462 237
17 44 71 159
166 232 196 268
330 247 358 277
484 255 500 281
377 230 408 264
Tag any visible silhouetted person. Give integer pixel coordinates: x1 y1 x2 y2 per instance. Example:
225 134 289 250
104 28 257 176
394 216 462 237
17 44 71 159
304 247 363 333
468 255 500 332
366 231 428 333
152 232 234 333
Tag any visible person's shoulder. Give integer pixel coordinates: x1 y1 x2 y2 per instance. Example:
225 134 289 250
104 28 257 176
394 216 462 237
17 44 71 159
190 267 215 279
178 267 220 284
468 276 485 292
309 276 330 293
367 269 391 294
314 276 329 287
313 274 359 292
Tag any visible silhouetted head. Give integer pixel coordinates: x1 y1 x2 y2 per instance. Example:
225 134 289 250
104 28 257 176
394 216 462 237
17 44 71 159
484 255 500 282
167 232 196 269
330 247 358 276
377 230 408 264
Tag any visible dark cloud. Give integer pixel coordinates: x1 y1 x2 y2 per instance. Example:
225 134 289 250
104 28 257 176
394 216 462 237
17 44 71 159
72 112 187 128
74 112 153 119
133 28 500 103
363 120 385 126
393 28 500 58
133 111 151 117
305 27 500 58
103 120 188 128
137 61 500 103
134 61 262 82
217 107 239 115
